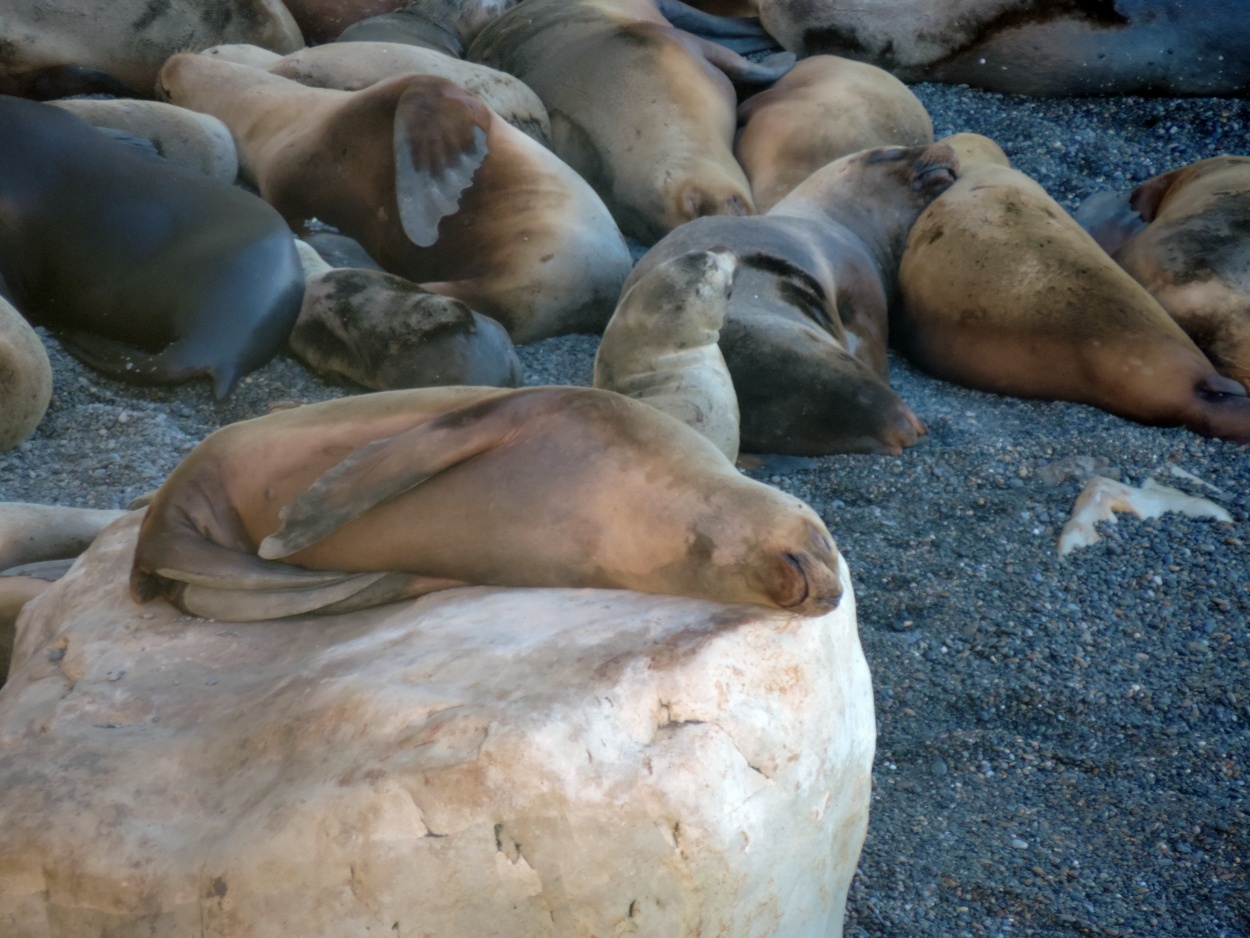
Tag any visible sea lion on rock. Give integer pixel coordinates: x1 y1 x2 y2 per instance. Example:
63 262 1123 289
131 386 842 621
897 134 1250 443
0 0 302 97
0 96 304 398
159 56 630 343
291 266 523 391
0 296 52 453
469 0 795 243
753 0 1250 96
594 249 741 461
1077 157 1250 392
210 41 551 143
735 55 934 212
49 99 239 182
624 143 956 455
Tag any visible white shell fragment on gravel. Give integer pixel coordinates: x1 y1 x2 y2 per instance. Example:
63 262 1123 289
1058 475 1233 557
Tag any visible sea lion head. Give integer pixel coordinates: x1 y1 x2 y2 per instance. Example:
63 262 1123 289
613 247 739 345
743 496 843 616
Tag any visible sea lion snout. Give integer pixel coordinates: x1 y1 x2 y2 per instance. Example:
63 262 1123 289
767 522 842 615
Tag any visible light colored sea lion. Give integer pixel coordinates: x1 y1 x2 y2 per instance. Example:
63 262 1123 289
0 0 302 96
0 295 52 452
0 96 305 398
594 249 741 462
130 386 842 621
752 0 1250 96
897 134 1250 443
290 266 523 391
623 142 957 455
49 98 239 182
0 502 128 571
1078 157 1250 392
159 55 631 344
209 41 552 143
736 55 934 212
469 0 795 243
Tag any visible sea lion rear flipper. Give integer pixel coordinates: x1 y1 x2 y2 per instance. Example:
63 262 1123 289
393 79 492 248
259 397 517 558
655 0 782 55
689 36 795 86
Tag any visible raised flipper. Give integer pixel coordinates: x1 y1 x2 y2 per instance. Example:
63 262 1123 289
655 0 782 55
393 78 492 248
259 394 522 559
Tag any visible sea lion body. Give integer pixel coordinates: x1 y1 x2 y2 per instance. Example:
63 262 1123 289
736 55 934 212
469 0 793 243
1089 157 1250 391
625 143 957 455
0 96 304 398
594 249 741 461
755 0 1250 96
0 296 52 453
897 135 1250 442
132 387 842 621
159 55 630 343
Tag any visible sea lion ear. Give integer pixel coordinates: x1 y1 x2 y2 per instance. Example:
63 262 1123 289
393 77 491 248
1128 170 1181 223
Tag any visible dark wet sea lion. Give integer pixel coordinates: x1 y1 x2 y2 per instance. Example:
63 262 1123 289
1078 157 1250 392
131 386 842 621
0 96 304 398
897 135 1250 443
160 55 630 343
624 143 957 455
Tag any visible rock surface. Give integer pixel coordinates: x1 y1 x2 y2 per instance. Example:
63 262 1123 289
0 513 874 938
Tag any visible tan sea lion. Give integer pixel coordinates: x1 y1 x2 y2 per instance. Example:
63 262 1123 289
0 502 128 571
736 55 934 212
1078 157 1250 392
159 55 631 343
49 99 239 182
896 134 1250 443
468 0 795 243
290 265 523 391
594 249 741 462
0 296 52 452
623 142 957 455
753 0 1250 96
0 0 302 96
213 41 552 143
131 386 842 621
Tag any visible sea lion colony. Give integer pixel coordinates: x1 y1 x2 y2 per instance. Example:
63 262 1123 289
0 0 1247 619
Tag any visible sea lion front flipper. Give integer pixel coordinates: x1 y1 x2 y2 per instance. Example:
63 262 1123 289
57 331 242 400
393 78 492 248
655 0 782 55
688 35 795 86
259 396 517 558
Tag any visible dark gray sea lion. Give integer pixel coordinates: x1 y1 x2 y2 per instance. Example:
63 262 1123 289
0 96 305 399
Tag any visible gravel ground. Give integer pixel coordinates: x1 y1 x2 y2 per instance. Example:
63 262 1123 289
2 84 1249 938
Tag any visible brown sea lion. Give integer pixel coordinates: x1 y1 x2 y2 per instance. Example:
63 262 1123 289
1077 157 1250 391
736 55 934 213
594 249 741 462
0 0 302 96
624 142 957 455
48 98 239 182
0 296 52 453
159 56 631 344
0 95 305 398
213 41 552 143
896 134 1250 443
753 0 1250 96
468 0 795 243
290 262 524 391
130 386 842 621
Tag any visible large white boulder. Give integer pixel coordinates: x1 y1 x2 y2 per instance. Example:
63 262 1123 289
0 513 874 937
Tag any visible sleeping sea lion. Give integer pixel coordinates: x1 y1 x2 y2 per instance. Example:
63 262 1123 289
735 55 934 212
896 134 1250 443
0 96 305 398
753 0 1250 96
1077 156 1250 391
594 249 741 462
131 386 842 621
159 55 630 344
0 295 52 452
469 0 795 243
624 143 957 455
